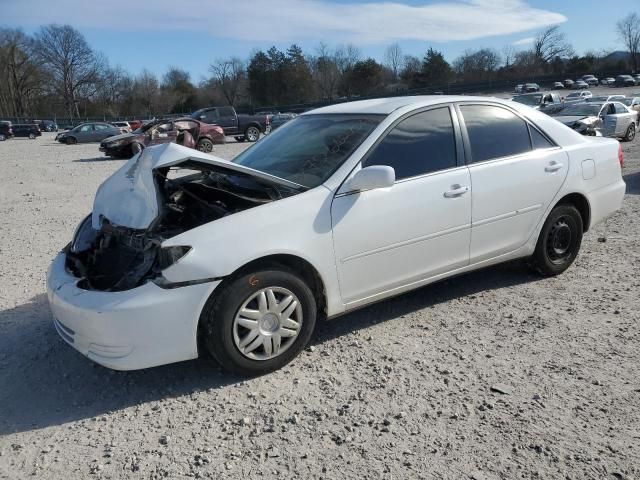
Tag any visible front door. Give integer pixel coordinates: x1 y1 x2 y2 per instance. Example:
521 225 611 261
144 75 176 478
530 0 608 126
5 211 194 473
457 103 568 263
331 106 471 306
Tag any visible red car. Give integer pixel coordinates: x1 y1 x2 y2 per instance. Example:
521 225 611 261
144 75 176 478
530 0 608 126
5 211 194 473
99 117 225 158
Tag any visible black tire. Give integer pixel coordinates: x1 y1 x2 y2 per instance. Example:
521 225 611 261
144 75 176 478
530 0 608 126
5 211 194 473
200 269 317 375
235 136 246 143
245 126 260 142
29 133 36 139
530 204 583 276
196 138 214 153
623 123 636 142
65 136 77 145
0 134 5 141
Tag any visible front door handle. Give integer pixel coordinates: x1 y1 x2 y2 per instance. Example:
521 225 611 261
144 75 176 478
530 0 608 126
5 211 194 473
545 161 563 173
443 184 470 198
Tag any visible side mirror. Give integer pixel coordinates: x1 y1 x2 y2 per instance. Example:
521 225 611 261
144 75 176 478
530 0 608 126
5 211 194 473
347 165 395 192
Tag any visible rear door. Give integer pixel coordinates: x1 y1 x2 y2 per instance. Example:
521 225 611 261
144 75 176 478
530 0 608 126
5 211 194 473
217 106 238 134
613 102 633 136
456 103 568 263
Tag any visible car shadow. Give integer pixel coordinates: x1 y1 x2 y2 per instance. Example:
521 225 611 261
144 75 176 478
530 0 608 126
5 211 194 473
0 261 538 436
623 170 640 195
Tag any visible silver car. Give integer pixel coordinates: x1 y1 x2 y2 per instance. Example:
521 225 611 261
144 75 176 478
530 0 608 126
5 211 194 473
55 122 121 145
553 101 637 141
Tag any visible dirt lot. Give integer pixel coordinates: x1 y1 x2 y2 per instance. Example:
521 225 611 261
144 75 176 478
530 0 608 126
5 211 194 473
0 130 639 480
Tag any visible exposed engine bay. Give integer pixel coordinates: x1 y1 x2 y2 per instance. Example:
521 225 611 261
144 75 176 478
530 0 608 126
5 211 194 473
66 160 300 292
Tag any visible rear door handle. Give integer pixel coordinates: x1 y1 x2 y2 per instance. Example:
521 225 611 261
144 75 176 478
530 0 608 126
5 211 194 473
545 162 563 173
443 185 470 198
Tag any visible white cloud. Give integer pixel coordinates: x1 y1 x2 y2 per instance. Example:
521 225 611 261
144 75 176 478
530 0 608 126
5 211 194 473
5 0 566 44
513 36 535 45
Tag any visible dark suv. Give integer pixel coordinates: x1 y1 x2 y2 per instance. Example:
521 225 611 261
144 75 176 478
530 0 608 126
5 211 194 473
12 124 42 139
0 121 13 141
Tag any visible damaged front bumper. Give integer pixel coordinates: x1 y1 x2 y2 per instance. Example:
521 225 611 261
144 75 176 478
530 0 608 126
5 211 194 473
47 251 220 370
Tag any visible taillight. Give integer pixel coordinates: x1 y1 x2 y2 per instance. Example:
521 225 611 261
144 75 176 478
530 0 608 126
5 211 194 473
618 143 624 168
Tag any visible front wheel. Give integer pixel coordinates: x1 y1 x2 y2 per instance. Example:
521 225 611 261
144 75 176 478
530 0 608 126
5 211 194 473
623 123 636 142
196 138 213 153
245 126 260 142
65 136 77 145
200 269 317 375
530 204 583 276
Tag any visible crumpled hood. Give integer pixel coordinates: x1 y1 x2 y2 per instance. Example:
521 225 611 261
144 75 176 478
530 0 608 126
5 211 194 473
554 115 597 126
101 132 139 143
92 142 301 230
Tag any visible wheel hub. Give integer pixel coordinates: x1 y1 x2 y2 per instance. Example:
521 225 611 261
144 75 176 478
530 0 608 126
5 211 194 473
233 287 303 361
546 218 572 261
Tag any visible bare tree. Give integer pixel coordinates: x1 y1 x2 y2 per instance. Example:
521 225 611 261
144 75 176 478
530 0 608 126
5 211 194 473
502 45 516 68
133 70 160 117
0 29 43 116
617 13 640 71
532 26 574 64
384 43 404 80
453 48 501 80
34 25 101 118
334 43 361 73
209 57 246 106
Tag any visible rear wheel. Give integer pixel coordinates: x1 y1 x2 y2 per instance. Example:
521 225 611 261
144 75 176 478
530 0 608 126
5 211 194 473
65 136 77 145
29 133 36 139
245 126 260 142
623 123 636 142
130 142 143 156
196 138 213 153
200 269 317 375
530 204 583 276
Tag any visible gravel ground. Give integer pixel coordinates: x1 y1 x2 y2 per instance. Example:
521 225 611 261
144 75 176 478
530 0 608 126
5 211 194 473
0 130 639 480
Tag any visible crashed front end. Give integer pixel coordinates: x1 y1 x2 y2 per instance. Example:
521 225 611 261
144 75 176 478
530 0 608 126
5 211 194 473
64 143 299 292
46 143 302 369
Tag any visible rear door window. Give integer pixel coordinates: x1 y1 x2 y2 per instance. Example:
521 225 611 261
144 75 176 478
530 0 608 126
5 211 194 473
364 107 457 180
459 105 531 163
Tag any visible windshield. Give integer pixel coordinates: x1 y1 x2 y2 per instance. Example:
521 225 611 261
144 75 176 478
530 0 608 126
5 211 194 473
557 104 602 117
232 114 383 188
512 94 542 106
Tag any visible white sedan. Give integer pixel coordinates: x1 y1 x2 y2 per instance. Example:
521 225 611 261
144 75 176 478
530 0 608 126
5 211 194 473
47 96 626 374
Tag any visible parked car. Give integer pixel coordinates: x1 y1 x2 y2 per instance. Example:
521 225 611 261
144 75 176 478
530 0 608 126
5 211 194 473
587 95 626 102
111 121 131 134
55 123 121 144
12 124 41 139
523 83 540 92
553 81 564 89
511 92 563 114
580 75 599 86
34 119 58 132
633 74 640 85
615 75 636 87
552 101 637 140
573 80 589 90
48 95 626 374
0 121 13 141
514 84 524 93
565 91 592 101
269 112 298 131
191 106 270 142
563 79 575 88
600 77 616 86
99 117 225 158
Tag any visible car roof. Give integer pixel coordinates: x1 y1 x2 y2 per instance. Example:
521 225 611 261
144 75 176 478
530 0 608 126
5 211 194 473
305 95 511 115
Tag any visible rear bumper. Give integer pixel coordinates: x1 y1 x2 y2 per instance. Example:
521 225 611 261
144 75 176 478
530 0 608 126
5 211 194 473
588 179 626 229
47 252 220 370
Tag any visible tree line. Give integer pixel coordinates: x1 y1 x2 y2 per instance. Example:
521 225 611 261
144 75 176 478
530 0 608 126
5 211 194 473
1 14 639 120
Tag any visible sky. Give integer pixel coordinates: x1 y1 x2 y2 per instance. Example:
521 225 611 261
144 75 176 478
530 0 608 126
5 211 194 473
2 0 637 81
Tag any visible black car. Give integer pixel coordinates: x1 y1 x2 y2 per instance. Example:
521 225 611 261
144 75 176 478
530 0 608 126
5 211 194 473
36 120 58 132
269 113 298 131
615 75 636 87
12 124 42 139
0 121 13 141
